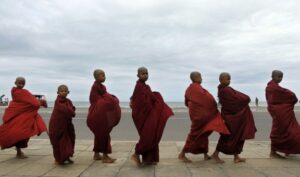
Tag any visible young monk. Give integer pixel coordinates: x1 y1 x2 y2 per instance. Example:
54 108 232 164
49 85 76 165
87 69 121 163
266 70 300 158
211 72 257 163
178 71 230 163
130 67 174 166
0 77 47 158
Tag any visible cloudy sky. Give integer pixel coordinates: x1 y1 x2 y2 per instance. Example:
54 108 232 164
0 0 300 102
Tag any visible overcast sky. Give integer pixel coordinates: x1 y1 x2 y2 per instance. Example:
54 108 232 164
0 0 300 102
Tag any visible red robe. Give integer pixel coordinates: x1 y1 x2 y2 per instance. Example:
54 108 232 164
183 83 230 154
266 80 300 154
87 81 121 153
216 85 256 155
0 87 47 149
131 80 174 163
49 96 76 163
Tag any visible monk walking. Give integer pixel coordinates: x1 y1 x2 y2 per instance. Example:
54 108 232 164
130 67 174 166
178 71 230 163
87 69 121 163
266 70 300 158
211 72 256 163
49 85 76 165
0 77 47 158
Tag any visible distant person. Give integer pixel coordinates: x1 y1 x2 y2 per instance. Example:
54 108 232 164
211 72 257 163
49 85 76 165
178 71 230 163
0 77 47 158
266 70 300 158
255 97 259 107
130 67 174 166
87 69 121 163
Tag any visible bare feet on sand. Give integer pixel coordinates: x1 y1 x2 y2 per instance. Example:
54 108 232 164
178 152 192 163
131 153 142 166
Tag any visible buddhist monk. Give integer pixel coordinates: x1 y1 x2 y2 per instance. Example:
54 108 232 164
211 72 257 163
178 71 230 163
266 70 300 158
130 67 174 166
87 69 121 163
0 77 47 158
49 85 76 165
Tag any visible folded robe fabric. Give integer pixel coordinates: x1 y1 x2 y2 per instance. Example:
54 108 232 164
0 87 47 149
216 85 256 155
131 80 174 163
49 96 76 163
266 80 300 154
183 83 230 154
87 81 121 154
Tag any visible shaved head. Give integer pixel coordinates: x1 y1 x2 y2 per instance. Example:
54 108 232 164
272 70 283 77
219 72 231 86
190 71 200 81
137 66 149 82
15 77 25 83
15 77 26 89
93 69 105 79
271 70 283 83
137 67 148 74
57 84 69 92
219 72 231 82
190 71 202 83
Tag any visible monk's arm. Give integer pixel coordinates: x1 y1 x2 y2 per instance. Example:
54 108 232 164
222 88 250 106
134 84 154 110
17 90 43 108
55 101 75 117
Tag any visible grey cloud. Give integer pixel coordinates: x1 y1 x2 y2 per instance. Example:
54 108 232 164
0 0 300 101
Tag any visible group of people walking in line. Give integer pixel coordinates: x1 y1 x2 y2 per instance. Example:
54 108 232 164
0 68 299 167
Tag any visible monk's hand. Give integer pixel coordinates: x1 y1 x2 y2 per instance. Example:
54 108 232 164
40 100 48 108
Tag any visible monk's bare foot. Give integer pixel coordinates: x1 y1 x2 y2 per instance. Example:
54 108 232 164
178 152 192 163
270 151 285 159
204 153 211 161
234 157 246 163
102 154 116 163
67 158 74 164
131 153 142 166
93 153 103 160
16 151 28 159
211 153 225 163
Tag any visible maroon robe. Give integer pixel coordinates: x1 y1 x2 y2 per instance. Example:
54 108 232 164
216 85 256 155
0 87 47 149
266 80 300 154
49 96 76 163
131 80 174 163
183 83 230 154
87 81 121 154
